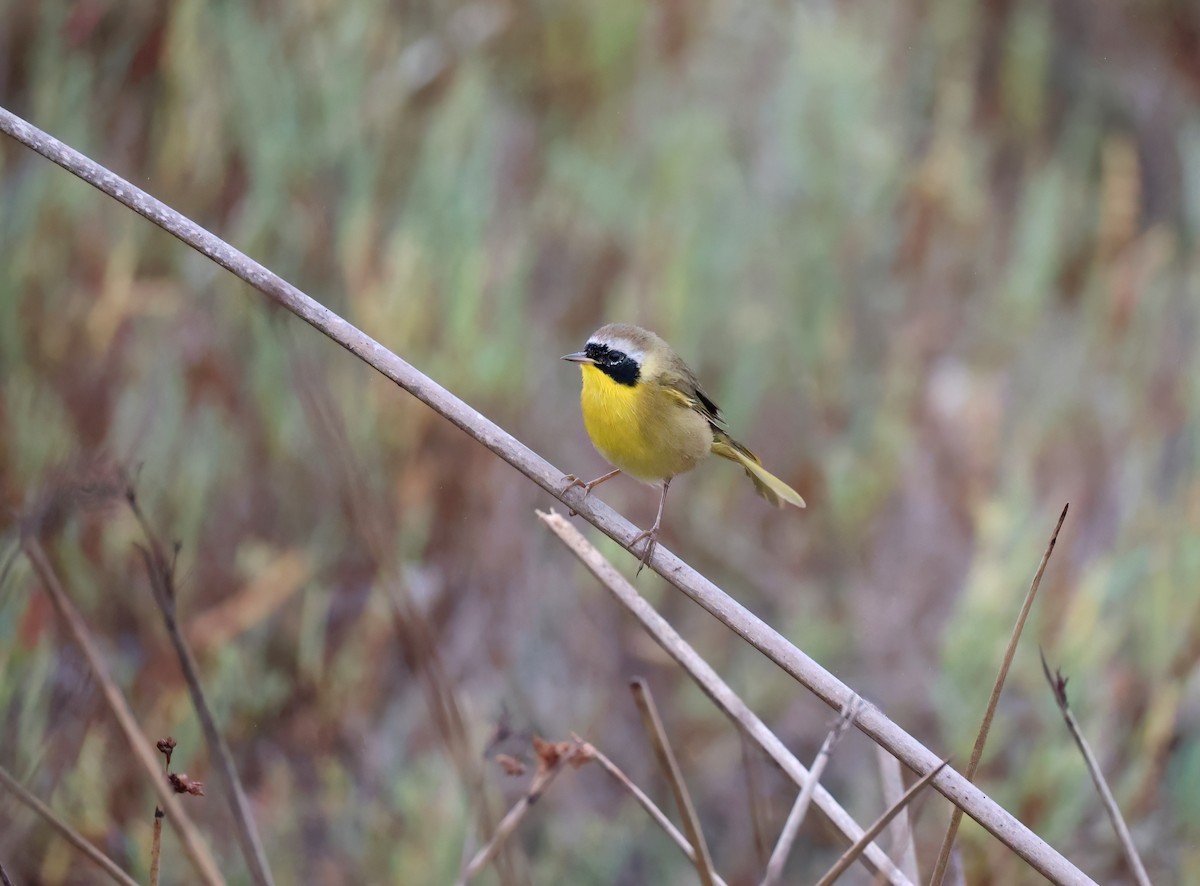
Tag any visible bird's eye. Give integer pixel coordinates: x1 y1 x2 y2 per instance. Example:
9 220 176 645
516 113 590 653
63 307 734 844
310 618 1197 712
607 350 626 365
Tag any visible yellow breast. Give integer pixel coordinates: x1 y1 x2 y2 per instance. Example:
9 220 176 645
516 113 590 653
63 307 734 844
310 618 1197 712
578 364 713 483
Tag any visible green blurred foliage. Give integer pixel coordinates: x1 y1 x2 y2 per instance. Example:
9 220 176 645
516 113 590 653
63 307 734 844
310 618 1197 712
2 0 1200 882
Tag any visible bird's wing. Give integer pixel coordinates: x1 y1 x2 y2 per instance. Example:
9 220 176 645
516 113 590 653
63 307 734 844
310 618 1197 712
656 363 725 429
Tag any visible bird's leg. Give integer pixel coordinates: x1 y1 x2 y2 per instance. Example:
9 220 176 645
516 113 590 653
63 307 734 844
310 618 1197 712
630 477 671 576
561 468 622 515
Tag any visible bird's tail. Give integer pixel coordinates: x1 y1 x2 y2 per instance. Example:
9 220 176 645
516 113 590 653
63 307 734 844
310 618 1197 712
711 433 806 509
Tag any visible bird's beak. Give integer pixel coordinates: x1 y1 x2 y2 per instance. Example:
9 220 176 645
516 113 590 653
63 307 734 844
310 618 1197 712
561 352 594 364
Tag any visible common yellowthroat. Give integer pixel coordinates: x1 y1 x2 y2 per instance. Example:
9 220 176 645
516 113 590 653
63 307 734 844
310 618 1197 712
562 323 805 572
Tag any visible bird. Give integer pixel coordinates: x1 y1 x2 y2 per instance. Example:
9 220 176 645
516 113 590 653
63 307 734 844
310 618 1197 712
561 323 805 573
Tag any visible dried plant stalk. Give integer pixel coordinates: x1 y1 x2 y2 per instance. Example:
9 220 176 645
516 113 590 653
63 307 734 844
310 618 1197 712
876 747 921 882
21 536 225 886
762 698 861 886
541 510 910 885
575 735 730 886
630 678 718 886
150 808 164 886
930 505 1068 886
1040 654 1151 886
127 491 275 886
817 762 949 886
458 738 585 884
0 108 1092 886
0 764 141 886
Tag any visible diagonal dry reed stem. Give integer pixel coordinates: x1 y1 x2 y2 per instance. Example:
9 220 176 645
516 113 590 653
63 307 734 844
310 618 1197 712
762 697 861 886
20 536 225 886
457 739 582 885
126 491 275 886
540 510 909 884
457 768 564 885
0 108 1092 886
630 678 718 886
876 747 921 882
1040 653 1151 886
818 761 949 886
573 734 730 886
740 733 771 868
929 504 1068 886
0 763 141 886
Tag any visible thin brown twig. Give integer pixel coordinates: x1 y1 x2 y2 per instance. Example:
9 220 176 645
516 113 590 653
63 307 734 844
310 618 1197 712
384 586 522 883
285 342 516 884
929 504 1068 886
0 764 141 886
151 737 173 886
126 490 275 886
20 537 226 886
762 697 862 886
0 109 1093 886
818 762 950 886
458 775 562 885
539 510 909 885
457 739 585 884
740 732 771 869
876 747 921 883
573 734 730 886
630 678 718 886
21 535 225 885
150 807 164 886
1040 653 1151 886
0 539 21 594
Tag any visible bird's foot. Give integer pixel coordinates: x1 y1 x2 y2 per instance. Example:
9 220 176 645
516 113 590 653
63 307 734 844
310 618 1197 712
560 474 591 516
629 527 659 576
560 469 622 516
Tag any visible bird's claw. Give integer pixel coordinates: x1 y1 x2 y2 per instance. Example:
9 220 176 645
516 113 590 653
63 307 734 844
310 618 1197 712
560 474 589 516
630 528 658 576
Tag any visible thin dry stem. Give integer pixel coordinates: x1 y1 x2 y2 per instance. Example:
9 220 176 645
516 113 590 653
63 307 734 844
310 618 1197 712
286 352 515 884
929 504 1068 886
0 108 1093 886
151 736 172 886
741 733 771 869
762 697 862 886
876 747 921 883
0 764 141 886
1040 653 1151 886
818 762 949 886
630 678 718 886
126 490 275 886
20 536 225 886
150 809 164 886
540 510 909 885
575 735 730 886
457 740 580 884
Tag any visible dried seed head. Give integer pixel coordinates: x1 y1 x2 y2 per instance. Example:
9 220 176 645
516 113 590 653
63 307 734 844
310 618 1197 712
494 754 526 777
168 773 205 797
156 737 177 766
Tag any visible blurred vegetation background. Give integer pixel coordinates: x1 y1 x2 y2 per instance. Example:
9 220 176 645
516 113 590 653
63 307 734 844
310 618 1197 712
2 0 1199 883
